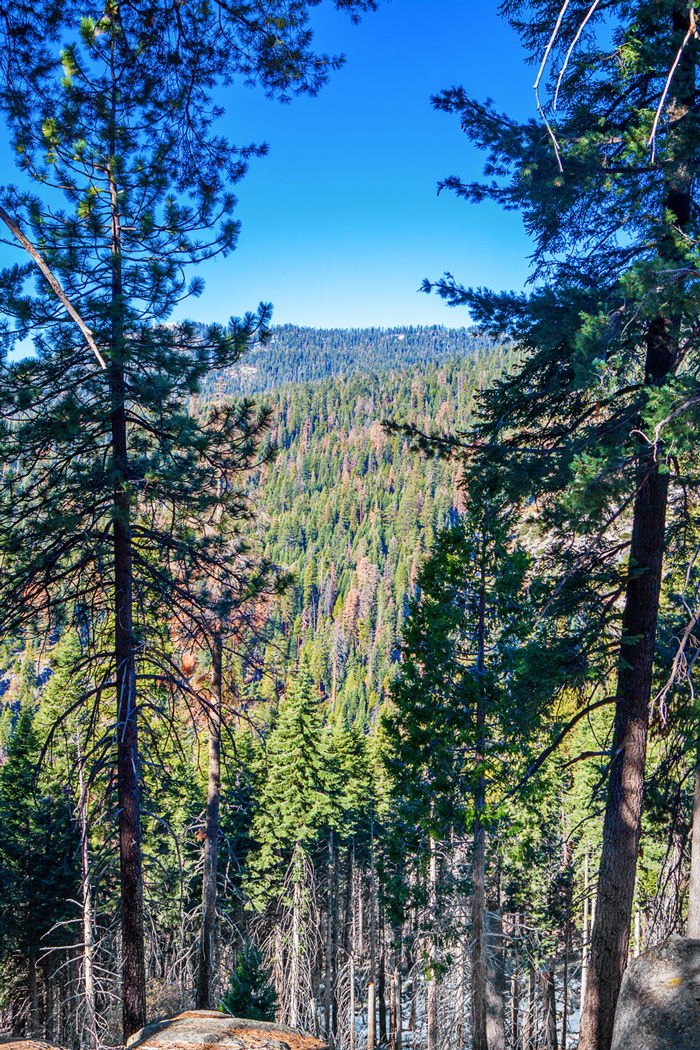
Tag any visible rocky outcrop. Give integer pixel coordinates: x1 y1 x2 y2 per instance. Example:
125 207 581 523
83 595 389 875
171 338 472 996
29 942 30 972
611 934 700 1049
0 1041 67 1050
127 1011 327 1050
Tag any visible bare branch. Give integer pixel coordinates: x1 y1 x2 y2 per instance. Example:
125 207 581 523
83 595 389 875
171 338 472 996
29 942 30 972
0 205 107 370
648 8 698 162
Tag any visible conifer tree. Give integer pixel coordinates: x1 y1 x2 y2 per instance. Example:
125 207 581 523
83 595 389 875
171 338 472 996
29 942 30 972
0 704 78 1035
383 493 528 1050
424 3 700 1046
248 664 334 905
0 0 374 1033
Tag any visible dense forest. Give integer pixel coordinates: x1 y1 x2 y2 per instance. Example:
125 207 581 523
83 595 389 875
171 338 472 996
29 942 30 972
1 2 700 1050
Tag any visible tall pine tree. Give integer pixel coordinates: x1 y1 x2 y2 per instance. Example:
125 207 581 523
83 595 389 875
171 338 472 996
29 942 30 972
424 3 700 1046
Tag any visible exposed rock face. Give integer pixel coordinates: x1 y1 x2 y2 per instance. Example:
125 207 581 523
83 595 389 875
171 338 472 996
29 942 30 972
127 1011 327 1050
611 934 700 1050
0 1041 66 1050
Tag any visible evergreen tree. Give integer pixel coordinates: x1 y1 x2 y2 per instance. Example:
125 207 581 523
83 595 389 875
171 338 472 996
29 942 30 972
0 704 78 1034
248 664 334 906
383 491 528 1050
423 3 700 1045
221 942 278 1022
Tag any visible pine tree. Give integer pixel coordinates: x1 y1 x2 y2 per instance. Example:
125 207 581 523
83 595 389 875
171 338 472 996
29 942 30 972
221 942 278 1022
423 4 700 1046
383 493 528 1050
248 664 334 906
0 0 378 1032
0 704 78 1034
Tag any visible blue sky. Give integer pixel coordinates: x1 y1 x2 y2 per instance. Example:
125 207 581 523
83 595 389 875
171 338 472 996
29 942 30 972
185 0 537 329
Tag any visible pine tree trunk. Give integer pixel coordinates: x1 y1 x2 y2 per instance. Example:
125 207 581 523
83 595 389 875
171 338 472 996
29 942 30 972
510 938 520 1050
541 968 557 1050
369 819 377 1050
110 137 146 1040
561 924 568 1050
28 949 39 1036
427 837 438 1050
686 738 700 936
578 8 691 1047
581 853 589 1018
486 908 505 1050
196 634 222 1010
325 832 333 1042
523 962 535 1050
578 346 670 1049
77 738 96 1049
378 914 387 1045
290 871 301 1028
472 563 488 1050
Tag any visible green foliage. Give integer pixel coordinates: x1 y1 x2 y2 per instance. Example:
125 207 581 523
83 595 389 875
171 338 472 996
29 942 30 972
247 664 335 905
221 942 277 1021
0 703 78 1002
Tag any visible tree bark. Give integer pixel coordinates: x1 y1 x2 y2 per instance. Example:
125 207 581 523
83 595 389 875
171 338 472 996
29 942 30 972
110 100 145 1037
578 9 691 1047
77 737 97 1048
541 967 557 1050
378 913 387 1045
686 737 700 936
486 907 505 1050
28 948 39 1037
196 634 222 1009
472 566 488 1050
325 832 333 1042
427 837 438 1050
577 339 671 1049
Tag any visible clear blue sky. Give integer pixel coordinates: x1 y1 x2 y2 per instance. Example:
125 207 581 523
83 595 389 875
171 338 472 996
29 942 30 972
184 0 537 329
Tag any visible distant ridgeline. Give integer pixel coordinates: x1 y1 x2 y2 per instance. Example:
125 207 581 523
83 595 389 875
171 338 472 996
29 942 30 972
204 323 502 395
206 325 518 727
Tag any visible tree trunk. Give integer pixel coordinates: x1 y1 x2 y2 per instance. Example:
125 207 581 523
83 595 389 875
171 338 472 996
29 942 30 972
110 140 146 1040
578 346 670 1049
486 908 505 1050
523 962 535 1050
290 868 301 1028
325 832 333 1042
578 8 691 1047
369 818 377 1050
427 837 438 1050
581 851 589 1018
368 983 376 1050
77 738 97 1048
541 968 557 1050
472 563 488 1050
197 633 222 1009
378 913 387 1045
349 954 355 1050
28 948 39 1037
394 968 402 1050
686 737 700 936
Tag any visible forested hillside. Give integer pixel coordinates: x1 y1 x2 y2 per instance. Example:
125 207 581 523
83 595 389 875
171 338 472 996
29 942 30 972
240 336 516 721
4 1 700 1049
208 325 501 395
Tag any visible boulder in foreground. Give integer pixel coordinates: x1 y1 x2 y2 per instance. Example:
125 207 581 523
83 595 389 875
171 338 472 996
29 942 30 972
127 1011 327 1050
611 934 700 1049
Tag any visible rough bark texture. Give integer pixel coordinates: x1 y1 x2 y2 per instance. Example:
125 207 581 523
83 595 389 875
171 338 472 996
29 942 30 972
427 838 438 1050
196 635 222 1010
110 132 145 1038
485 909 505 1050
577 7 692 1048
578 399 669 1050
471 571 488 1050
541 968 558 1050
686 745 700 937
113 370 146 1039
